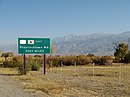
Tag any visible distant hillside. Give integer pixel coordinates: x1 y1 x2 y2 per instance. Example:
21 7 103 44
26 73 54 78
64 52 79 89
0 43 17 54
52 31 130 55
0 32 130 55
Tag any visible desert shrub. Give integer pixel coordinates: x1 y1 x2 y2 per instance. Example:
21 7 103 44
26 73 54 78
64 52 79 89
62 58 73 66
87 53 95 57
34 55 42 57
92 56 101 65
13 57 21 67
1 53 9 60
31 63 40 71
33 56 43 65
18 61 31 75
62 56 74 66
93 56 113 66
29 61 40 71
2 60 15 68
73 55 91 65
48 55 94 67
51 57 60 67
45 54 113 67
18 60 40 75
100 56 113 65
0 60 3 67
18 64 26 75
12 56 24 67
77 55 92 65
7 52 14 57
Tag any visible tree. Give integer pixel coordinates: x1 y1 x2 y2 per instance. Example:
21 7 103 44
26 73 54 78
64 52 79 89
7 52 14 57
2 53 9 60
124 51 130 63
113 42 128 63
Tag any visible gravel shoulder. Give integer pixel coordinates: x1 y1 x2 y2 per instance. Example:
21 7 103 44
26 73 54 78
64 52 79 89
0 74 42 97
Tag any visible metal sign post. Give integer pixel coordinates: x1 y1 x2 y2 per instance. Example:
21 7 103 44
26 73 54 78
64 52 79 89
23 54 26 75
44 54 46 74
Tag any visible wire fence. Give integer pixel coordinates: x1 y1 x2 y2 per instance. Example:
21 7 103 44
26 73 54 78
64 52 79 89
45 63 130 97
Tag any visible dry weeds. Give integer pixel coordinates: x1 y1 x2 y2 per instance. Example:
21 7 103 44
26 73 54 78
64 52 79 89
0 64 130 97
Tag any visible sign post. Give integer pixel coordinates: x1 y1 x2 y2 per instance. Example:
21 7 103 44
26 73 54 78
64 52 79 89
18 38 50 75
44 54 46 74
23 54 26 75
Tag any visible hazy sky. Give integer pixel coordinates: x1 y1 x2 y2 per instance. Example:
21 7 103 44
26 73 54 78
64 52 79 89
0 0 130 43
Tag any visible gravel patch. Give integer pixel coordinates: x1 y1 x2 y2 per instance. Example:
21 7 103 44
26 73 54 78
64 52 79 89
0 75 42 97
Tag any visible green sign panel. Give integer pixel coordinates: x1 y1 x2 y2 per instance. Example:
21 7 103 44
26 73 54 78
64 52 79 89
18 38 50 54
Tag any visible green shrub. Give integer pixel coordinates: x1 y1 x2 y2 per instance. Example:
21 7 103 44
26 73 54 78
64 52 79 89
30 61 40 71
93 56 113 66
18 64 26 75
2 60 15 68
18 61 31 75
51 57 60 67
17 57 41 74
13 56 23 67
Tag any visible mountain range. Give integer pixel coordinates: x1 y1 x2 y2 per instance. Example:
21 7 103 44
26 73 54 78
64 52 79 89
52 31 130 55
0 31 130 56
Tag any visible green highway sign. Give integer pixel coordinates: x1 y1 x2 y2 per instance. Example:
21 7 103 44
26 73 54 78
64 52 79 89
18 38 50 54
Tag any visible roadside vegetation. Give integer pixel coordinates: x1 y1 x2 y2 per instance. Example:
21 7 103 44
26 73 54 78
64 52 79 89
0 42 130 74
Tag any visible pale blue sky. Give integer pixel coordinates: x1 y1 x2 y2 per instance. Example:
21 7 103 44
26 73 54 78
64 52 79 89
0 0 130 43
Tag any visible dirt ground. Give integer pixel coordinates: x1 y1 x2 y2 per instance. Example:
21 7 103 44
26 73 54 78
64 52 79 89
0 65 130 97
0 68 42 97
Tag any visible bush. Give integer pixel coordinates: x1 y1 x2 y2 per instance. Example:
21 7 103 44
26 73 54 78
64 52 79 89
30 61 40 71
62 56 74 66
18 64 26 75
100 56 113 65
18 60 40 75
2 60 15 68
13 56 23 67
2 56 24 68
93 56 113 66
49 55 94 67
50 57 60 67
77 55 92 65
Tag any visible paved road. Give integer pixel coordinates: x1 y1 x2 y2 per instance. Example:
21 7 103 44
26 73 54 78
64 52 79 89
0 75 42 97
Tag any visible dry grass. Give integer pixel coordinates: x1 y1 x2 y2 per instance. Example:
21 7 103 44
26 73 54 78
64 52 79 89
0 64 130 97
0 68 18 75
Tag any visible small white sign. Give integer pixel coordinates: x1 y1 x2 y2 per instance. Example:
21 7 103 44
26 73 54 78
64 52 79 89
28 40 34 44
20 40 26 44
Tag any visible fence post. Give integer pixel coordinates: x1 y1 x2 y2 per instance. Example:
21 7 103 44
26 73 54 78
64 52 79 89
61 61 63 77
74 61 77 77
119 63 122 85
50 61 52 73
92 63 95 81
